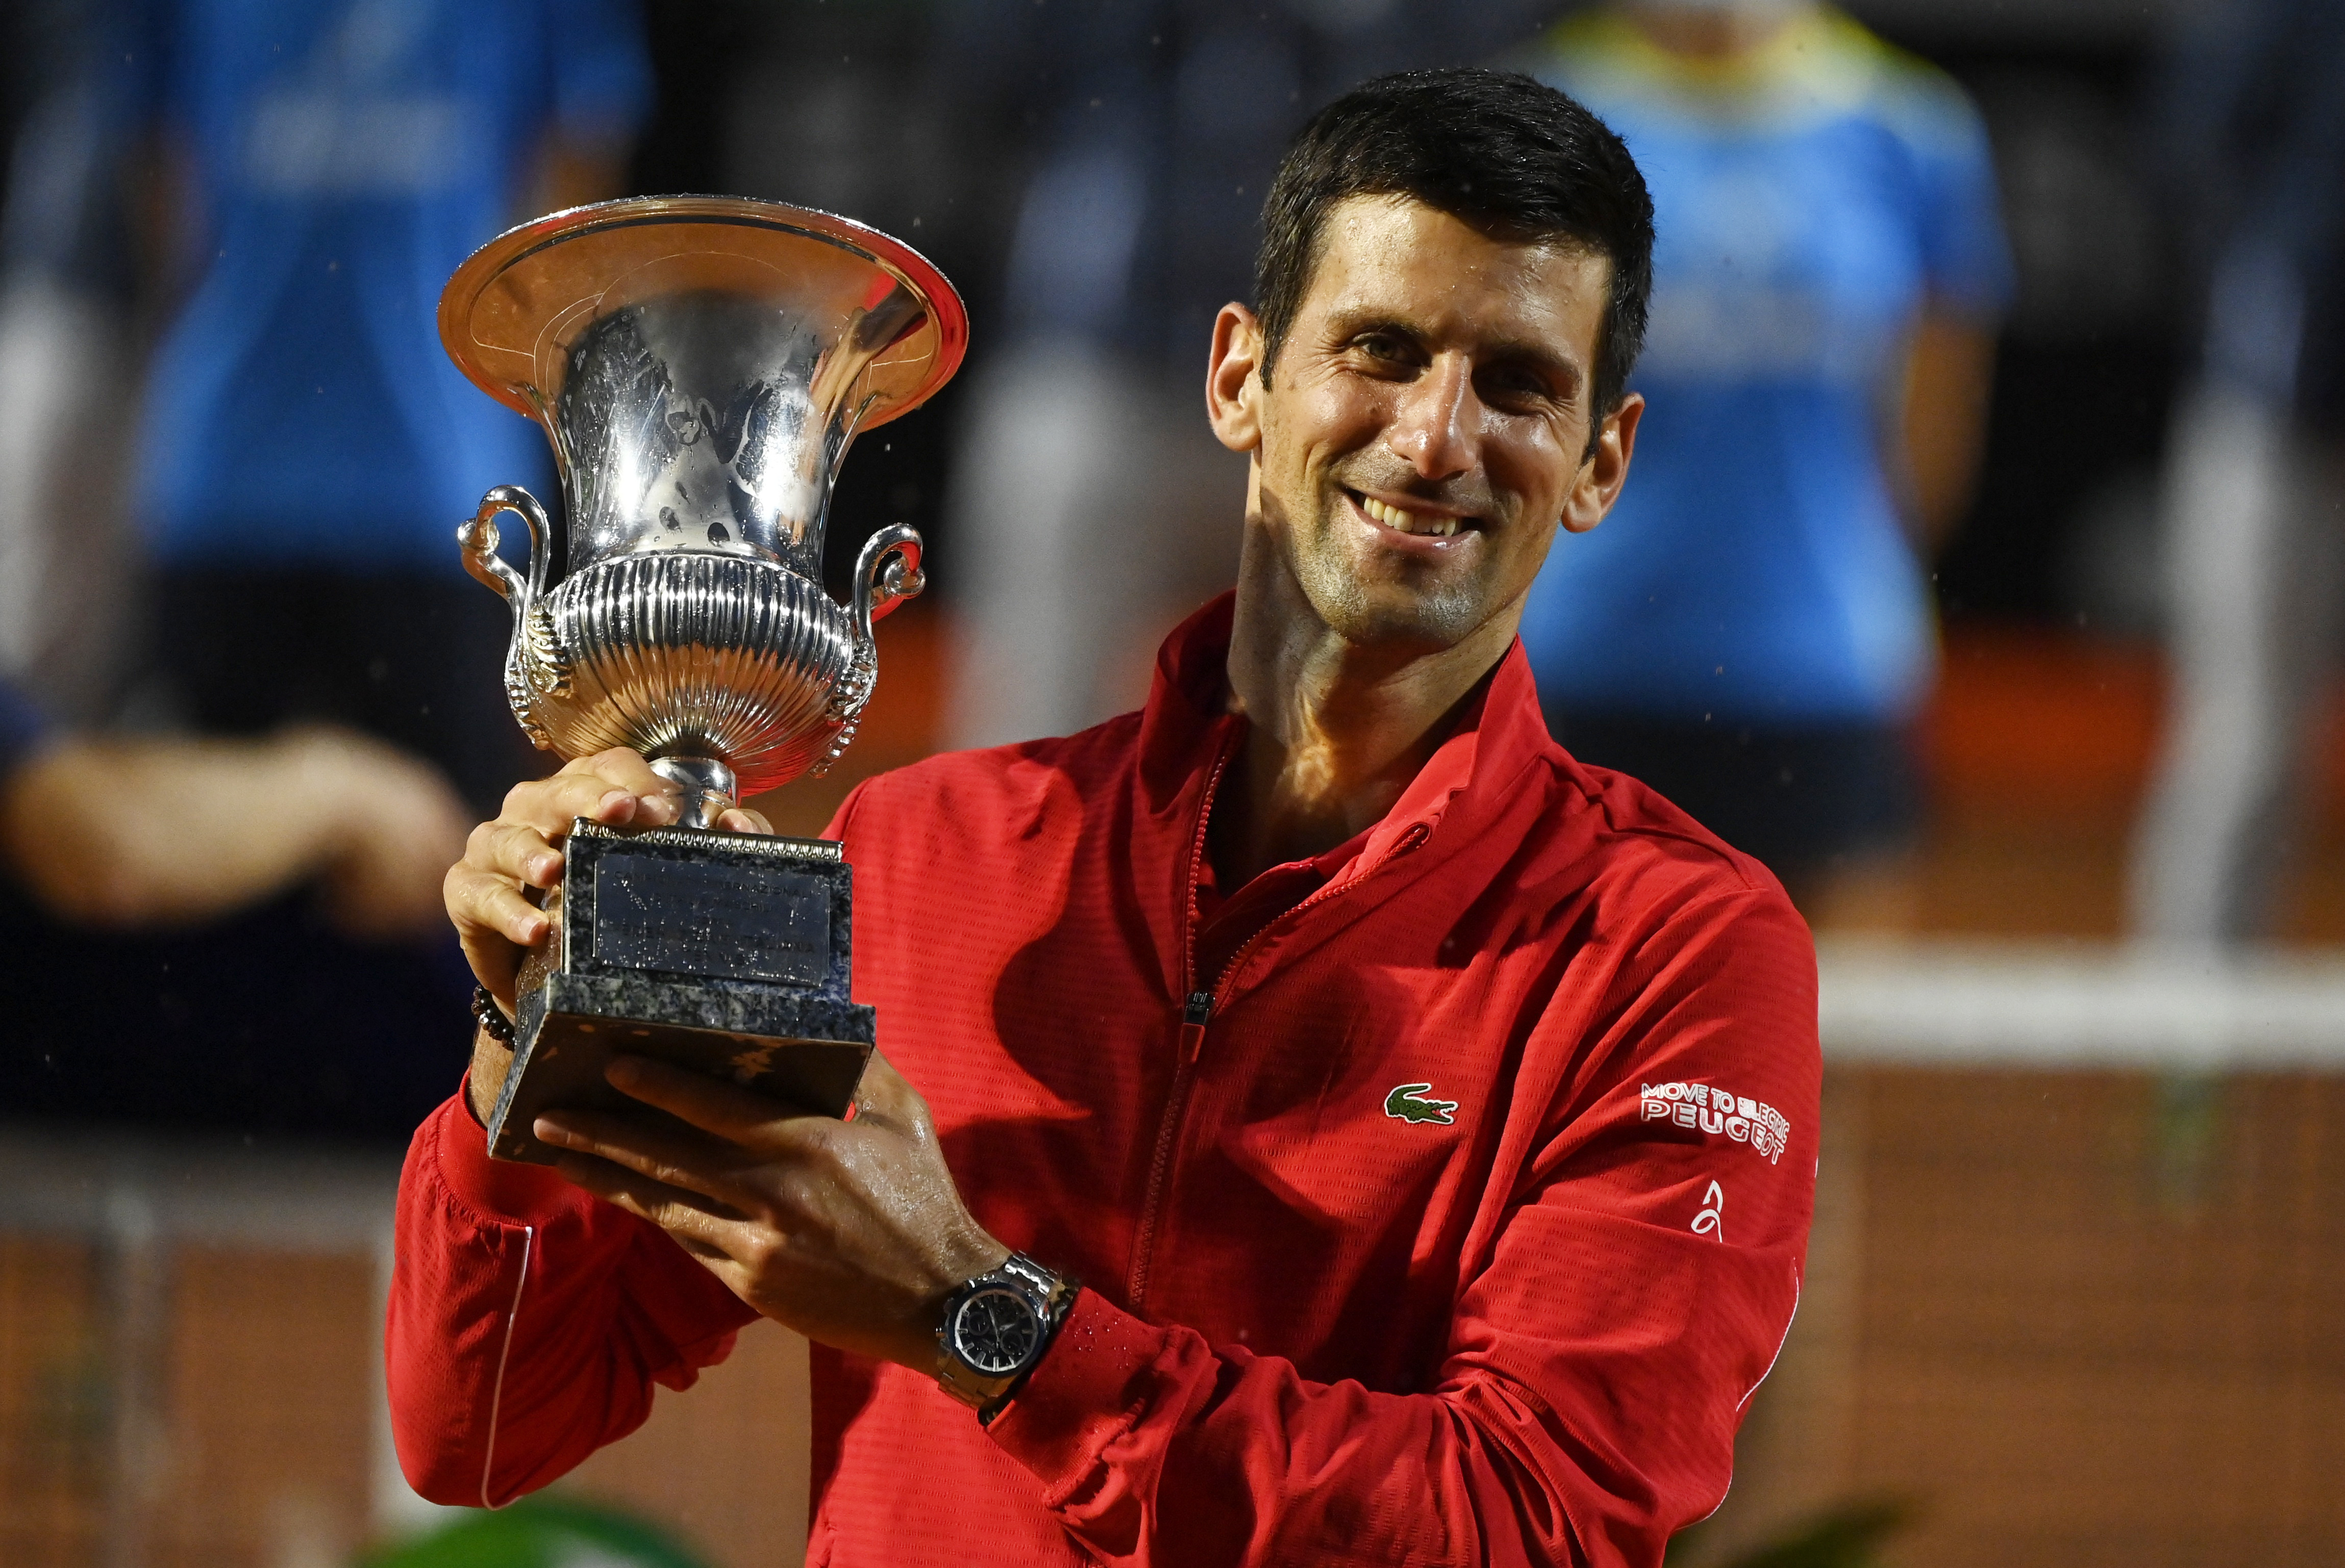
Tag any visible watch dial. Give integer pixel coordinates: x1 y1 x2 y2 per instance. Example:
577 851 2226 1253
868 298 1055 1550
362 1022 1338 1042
955 1286 1040 1375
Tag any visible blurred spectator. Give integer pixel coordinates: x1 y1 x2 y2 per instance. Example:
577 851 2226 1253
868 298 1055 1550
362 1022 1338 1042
88 0 649 816
0 0 648 1140
935 0 1553 748
1515 0 2011 916
0 0 141 721
0 674 475 1140
2129 0 2345 944
0 677 465 936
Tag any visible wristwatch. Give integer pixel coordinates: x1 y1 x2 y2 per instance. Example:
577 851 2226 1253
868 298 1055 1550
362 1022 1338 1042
934 1252 1078 1420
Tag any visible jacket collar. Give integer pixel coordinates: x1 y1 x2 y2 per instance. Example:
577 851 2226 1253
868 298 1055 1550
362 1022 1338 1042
1135 591 1558 856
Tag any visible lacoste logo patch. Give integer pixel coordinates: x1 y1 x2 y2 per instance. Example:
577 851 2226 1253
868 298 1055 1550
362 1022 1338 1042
1640 1081 1791 1164
1384 1083 1459 1125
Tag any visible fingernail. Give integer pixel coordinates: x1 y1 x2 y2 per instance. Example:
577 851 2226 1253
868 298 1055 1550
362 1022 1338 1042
643 793 679 823
606 1055 643 1088
598 789 633 817
533 1118 571 1145
530 851 560 881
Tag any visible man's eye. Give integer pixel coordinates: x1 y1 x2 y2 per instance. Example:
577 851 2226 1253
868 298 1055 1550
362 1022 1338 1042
1353 334 1409 362
1482 368 1556 406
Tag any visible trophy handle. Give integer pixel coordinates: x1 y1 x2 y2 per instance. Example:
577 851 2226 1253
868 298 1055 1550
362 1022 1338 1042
459 485 561 750
851 522 925 646
458 485 553 608
809 524 925 779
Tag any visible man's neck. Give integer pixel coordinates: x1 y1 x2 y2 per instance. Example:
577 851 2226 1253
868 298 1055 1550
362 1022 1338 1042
1210 540 1514 891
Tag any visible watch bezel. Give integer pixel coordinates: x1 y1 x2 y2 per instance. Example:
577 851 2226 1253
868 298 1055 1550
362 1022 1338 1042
947 1282 1045 1376
934 1252 1078 1417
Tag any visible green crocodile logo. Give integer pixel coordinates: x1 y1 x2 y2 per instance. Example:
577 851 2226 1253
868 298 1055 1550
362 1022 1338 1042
1384 1083 1459 1126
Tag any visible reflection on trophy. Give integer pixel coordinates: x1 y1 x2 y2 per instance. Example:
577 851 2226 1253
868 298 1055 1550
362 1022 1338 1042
438 196 966 1164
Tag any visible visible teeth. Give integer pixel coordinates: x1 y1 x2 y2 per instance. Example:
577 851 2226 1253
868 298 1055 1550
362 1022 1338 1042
1360 495 1459 537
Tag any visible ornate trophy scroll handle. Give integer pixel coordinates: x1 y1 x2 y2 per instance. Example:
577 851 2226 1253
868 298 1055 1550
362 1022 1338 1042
854 523 926 646
808 524 926 778
458 484 563 749
458 483 552 606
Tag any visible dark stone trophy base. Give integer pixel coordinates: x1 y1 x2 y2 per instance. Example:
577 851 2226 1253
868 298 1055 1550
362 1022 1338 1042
485 820 874 1166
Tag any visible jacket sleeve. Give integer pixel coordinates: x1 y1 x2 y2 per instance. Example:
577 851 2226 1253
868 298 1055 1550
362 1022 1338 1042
388 781 892 1506
982 887 1820 1568
385 1090 760 1506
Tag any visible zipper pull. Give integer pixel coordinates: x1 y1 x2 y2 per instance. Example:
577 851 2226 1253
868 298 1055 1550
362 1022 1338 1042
1179 991 1212 1066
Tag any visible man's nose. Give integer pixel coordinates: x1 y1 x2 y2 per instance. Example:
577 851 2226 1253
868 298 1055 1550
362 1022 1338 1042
1385 356 1478 480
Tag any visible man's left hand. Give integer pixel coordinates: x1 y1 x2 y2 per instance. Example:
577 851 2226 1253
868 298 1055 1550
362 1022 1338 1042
534 1052 1009 1372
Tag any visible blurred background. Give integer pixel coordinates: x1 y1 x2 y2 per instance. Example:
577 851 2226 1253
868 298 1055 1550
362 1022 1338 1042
3 0 2343 1562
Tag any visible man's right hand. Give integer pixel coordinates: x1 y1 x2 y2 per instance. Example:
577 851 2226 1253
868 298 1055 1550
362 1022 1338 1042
443 748 775 1121
445 748 687 1011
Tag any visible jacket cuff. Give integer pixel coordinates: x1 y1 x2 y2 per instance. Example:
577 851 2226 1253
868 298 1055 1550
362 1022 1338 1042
426 1084 587 1227
985 1289 1171 1496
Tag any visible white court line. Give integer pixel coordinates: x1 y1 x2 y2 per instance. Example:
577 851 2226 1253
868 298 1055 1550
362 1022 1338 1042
1817 938 2345 1070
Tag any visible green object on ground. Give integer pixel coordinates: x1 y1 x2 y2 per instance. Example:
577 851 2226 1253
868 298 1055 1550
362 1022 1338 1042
359 1496 714 1568
1668 1498 1911 1568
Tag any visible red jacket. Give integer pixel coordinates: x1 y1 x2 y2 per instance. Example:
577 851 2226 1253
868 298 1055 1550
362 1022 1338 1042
388 596 1819 1567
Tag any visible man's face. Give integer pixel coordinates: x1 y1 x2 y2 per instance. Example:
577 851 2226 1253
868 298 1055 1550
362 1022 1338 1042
1209 195 1639 654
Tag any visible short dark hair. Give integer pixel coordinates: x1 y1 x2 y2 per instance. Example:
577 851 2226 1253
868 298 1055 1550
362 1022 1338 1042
1255 68 1655 423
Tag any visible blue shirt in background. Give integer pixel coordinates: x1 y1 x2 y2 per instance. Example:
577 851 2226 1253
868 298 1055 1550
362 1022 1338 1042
122 0 650 571
1519 8 2011 726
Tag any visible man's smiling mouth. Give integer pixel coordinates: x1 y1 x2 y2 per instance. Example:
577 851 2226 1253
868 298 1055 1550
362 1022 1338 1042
1354 491 1466 538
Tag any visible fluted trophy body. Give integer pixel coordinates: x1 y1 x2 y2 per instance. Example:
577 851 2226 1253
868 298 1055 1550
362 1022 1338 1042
437 197 965 1164
440 196 963 822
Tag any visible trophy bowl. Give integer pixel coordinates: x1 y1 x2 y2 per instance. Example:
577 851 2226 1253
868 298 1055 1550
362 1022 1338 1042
441 194 968 823
439 197 966 1161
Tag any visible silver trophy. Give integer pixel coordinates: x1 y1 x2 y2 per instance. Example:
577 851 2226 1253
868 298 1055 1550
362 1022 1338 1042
439 196 966 1162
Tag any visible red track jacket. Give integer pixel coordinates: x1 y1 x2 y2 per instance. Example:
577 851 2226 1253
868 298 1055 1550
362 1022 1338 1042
388 596 1820 1567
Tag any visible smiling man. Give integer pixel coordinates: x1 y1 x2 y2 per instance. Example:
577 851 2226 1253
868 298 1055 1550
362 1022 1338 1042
391 69 1820 1568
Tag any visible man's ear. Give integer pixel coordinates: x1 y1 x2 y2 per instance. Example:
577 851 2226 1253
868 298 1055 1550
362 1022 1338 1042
1561 391 1643 535
1207 302 1264 454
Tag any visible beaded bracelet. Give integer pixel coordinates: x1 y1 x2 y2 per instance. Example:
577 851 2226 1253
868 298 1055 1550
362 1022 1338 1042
469 984 517 1045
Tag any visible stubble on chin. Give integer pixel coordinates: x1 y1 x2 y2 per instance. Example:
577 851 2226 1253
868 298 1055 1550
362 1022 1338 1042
1280 487 1487 653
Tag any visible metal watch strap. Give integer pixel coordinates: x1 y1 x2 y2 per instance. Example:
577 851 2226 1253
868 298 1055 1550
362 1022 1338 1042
934 1252 1079 1419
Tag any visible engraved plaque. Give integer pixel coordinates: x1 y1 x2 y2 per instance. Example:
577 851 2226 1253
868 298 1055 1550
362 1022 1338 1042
592 852 830 984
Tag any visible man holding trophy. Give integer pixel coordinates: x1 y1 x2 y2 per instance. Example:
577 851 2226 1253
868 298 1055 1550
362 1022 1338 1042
389 69 1819 1567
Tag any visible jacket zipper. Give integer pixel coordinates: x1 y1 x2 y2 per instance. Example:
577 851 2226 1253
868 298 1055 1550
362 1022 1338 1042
1123 807 1433 1310
1126 731 1237 1310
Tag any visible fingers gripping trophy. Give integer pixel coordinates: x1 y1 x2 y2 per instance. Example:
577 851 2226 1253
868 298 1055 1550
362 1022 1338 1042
439 197 966 1163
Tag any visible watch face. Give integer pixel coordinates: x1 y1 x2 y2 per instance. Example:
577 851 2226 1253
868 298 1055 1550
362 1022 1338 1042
952 1285 1041 1376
